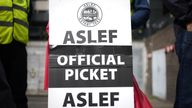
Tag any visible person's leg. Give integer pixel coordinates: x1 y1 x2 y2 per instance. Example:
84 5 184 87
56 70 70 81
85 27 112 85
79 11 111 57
1 41 28 108
0 47 16 108
174 25 192 108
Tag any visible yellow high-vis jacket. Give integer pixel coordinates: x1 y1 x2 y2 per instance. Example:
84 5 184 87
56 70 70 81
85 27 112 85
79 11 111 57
0 0 30 44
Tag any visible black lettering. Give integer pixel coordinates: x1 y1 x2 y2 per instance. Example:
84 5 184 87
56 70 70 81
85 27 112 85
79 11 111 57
89 93 98 106
109 30 117 43
77 93 87 107
110 92 119 106
63 93 75 107
100 92 108 106
63 31 75 44
98 30 107 42
77 30 86 44
88 30 96 43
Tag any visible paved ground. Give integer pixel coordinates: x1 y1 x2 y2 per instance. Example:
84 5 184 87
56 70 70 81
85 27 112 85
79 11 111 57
28 95 173 108
149 97 173 108
28 95 47 108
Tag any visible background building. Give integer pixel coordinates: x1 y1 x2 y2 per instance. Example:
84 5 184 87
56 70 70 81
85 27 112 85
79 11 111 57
27 0 48 95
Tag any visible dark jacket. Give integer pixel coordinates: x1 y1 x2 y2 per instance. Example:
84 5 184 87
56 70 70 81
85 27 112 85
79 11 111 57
28 0 33 23
131 0 150 29
163 0 192 28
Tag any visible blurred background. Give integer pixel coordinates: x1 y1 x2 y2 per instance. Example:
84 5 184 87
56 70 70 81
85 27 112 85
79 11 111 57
27 0 177 108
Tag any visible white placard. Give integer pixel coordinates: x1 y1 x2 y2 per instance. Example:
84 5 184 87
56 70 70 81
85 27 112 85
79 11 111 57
48 87 134 108
49 0 132 46
49 0 133 108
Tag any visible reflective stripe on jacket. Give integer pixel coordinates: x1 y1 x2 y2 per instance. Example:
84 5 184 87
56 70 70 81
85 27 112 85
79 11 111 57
0 0 30 44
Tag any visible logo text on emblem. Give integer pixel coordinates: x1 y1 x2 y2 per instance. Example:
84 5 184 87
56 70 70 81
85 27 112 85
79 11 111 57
77 2 103 27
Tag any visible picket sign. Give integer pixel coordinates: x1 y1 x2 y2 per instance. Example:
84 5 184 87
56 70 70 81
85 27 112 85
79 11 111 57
49 0 133 108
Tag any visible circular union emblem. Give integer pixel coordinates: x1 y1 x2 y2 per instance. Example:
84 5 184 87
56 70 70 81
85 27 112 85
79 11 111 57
77 2 102 27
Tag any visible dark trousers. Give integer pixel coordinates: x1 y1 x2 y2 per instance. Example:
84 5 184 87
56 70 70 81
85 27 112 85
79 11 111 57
174 24 192 108
0 40 28 108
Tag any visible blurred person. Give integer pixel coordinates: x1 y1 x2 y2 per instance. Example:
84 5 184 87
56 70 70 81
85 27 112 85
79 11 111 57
131 0 150 29
162 0 192 108
0 0 31 108
131 0 151 108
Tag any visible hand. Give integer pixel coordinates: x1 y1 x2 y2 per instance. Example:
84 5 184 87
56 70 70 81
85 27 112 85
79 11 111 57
187 22 192 32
